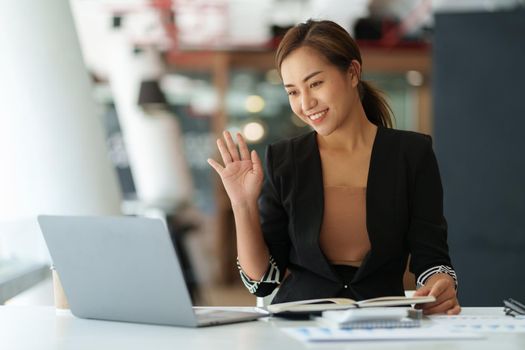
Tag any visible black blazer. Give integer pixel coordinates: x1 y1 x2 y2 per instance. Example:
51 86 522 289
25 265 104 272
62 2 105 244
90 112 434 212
255 126 453 303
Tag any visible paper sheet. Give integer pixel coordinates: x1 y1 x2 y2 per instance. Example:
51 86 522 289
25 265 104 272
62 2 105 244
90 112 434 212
282 327 483 342
428 315 525 333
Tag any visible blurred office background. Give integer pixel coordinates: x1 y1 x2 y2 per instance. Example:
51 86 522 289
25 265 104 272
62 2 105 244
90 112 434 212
0 0 524 307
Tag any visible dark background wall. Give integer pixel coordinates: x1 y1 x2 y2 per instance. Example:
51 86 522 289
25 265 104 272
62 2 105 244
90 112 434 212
433 9 525 306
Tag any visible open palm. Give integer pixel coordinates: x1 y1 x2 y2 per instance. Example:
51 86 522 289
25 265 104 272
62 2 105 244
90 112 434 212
207 131 263 206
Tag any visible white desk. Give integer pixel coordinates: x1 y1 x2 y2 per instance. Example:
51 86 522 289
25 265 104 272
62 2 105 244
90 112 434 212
0 260 49 304
1 306 524 350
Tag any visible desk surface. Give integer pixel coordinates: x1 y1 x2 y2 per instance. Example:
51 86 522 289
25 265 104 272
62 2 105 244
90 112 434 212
1 306 524 350
0 260 49 303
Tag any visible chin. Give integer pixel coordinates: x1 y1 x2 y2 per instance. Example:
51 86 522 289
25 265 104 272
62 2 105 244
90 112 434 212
312 125 335 136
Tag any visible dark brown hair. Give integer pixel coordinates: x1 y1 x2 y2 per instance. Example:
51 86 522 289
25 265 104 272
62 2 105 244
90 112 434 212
276 19 394 128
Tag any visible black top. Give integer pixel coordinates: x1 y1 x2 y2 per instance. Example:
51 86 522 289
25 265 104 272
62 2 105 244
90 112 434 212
255 126 453 303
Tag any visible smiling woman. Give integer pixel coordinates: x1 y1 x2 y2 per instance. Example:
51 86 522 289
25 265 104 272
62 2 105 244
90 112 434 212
207 19 460 316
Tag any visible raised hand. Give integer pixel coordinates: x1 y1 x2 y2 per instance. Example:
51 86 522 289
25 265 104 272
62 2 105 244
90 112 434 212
207 131 264 207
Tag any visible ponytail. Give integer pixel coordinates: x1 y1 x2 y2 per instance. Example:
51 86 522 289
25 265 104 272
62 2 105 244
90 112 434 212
358 80 394 128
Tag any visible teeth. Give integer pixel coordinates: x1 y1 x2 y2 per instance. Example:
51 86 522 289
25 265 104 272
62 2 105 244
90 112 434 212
309 109 327 120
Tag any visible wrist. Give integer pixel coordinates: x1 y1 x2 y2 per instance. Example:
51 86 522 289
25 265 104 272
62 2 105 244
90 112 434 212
417 265 458 290
231 200 258 212
426 273 454 286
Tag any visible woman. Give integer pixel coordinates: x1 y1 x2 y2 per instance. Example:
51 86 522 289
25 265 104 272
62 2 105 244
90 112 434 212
208 19 460 315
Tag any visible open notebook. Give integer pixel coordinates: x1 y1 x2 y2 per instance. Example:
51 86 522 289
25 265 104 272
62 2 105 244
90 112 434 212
266 295 435 314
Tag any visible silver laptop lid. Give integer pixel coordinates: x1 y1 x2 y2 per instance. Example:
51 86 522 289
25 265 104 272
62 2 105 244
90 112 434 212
38 215 198 327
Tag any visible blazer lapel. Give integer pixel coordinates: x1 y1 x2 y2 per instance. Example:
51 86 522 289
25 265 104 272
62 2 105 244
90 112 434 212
353 127 400 283
292 132 339 282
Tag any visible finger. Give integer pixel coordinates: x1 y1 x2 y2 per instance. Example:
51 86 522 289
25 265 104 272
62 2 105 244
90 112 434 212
422 287 456 309
217 138 233 164
428 280 449 299
251 150 263 175
430 280 455 300
419 292 456 310
413 287 430 297
207 158 224 175
237 133 250 161
413 287 431 309
447 304 462 315
224 131 240 161
423 299 457 315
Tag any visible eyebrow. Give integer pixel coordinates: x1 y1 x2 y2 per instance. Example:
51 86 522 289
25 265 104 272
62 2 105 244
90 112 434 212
284 71 323 88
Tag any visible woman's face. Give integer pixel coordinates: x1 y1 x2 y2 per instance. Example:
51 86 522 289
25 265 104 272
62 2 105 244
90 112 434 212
280 46 360 136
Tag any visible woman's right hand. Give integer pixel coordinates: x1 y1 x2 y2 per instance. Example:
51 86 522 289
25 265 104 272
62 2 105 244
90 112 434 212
207 131 264 207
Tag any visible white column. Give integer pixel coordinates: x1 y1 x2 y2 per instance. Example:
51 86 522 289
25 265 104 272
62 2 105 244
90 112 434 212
0 0 122 261
106 39 193 211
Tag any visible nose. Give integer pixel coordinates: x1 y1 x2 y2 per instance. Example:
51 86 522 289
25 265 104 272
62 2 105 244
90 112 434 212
301 91 317 112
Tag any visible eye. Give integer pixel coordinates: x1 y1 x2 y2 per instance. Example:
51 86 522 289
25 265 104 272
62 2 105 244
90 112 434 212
310 81 322 88
287 90 297 96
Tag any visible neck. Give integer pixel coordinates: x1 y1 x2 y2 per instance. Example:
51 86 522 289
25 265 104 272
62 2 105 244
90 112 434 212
317 103 378 152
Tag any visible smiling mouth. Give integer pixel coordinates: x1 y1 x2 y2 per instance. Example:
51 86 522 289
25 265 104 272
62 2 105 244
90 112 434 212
307 109 328 121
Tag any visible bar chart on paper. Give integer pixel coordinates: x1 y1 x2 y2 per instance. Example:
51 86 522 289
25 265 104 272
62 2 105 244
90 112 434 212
282 327 483 342
428 315 525 333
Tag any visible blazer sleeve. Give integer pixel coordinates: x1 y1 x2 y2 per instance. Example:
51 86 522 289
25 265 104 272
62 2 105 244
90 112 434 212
253 144 292 294
407 136 454 281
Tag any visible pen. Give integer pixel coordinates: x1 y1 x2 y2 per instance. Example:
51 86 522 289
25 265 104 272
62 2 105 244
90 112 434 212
508 298 525 311
503 298 525 317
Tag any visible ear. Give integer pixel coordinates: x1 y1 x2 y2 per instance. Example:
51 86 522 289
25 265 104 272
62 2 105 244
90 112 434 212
348 60 361 87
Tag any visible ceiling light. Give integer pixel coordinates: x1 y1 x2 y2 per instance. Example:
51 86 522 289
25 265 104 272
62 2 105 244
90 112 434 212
242 121 265 143
406 70 424 87
245 95 265 113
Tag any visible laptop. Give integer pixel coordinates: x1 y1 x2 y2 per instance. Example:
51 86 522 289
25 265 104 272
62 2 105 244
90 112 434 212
38 215 267 327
